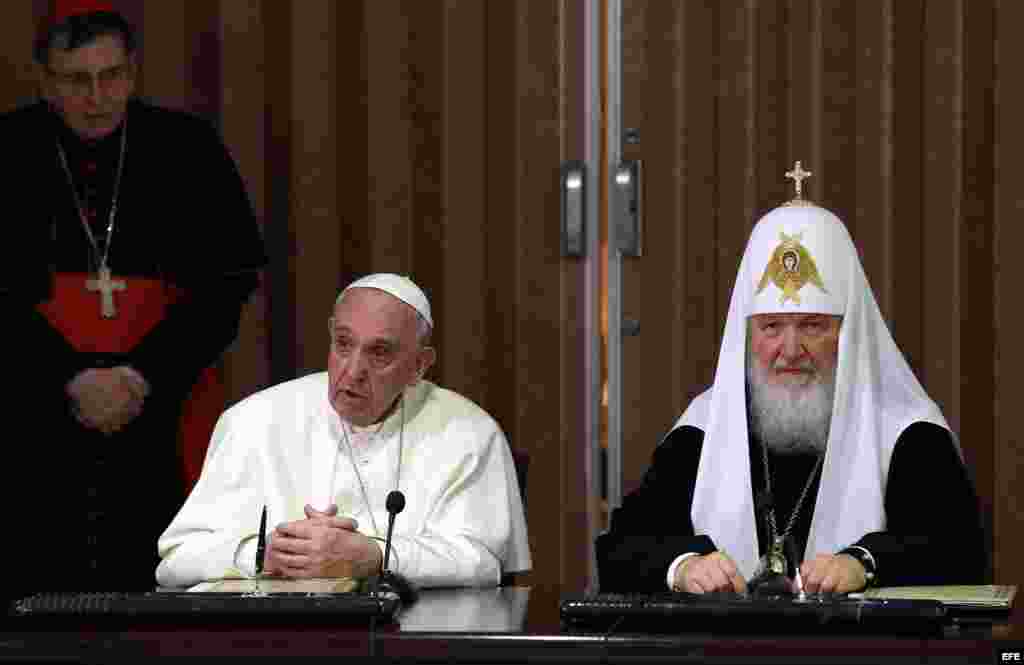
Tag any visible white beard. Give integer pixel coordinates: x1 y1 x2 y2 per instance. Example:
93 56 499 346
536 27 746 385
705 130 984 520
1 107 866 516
746 351 835 455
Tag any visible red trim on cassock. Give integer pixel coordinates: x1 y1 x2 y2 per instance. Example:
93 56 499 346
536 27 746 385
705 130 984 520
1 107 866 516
36 273 220 493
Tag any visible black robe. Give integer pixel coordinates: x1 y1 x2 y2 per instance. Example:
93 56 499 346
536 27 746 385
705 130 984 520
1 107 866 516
0 99 267 603
596 422 986 593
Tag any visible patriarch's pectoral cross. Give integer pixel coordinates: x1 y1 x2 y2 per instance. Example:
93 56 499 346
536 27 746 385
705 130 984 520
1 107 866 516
86 266 126 319
785 161 813 200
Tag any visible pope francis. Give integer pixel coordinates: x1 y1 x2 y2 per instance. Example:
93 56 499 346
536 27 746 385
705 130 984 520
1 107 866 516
156 274 531 589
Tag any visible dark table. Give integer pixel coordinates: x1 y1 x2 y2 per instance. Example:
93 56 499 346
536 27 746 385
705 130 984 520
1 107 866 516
3 586 1022 663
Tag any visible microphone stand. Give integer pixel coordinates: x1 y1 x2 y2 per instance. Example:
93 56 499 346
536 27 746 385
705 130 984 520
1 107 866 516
369 490 408 660
372 490 417 605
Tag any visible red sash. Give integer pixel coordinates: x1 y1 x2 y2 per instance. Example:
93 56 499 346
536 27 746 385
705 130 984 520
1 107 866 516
36 273 220 493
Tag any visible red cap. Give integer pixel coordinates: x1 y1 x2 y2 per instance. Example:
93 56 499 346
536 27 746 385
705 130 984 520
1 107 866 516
47 0 116 27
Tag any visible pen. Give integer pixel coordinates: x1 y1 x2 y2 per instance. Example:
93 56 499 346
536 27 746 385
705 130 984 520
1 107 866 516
794 563 805 595
255 505 267 575
782 536 804 596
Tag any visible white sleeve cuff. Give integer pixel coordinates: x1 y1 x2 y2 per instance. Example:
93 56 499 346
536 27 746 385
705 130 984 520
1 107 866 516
234 535 259 577
666 552 702 590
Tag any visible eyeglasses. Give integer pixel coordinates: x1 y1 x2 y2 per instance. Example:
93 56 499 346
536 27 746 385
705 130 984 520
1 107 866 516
47 62 133 97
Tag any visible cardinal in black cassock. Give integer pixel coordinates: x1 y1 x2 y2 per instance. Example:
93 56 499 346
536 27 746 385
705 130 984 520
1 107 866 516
0 2 266 604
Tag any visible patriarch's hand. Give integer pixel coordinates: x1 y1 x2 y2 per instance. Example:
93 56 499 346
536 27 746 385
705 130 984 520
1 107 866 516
673 551 748 594
799 553 867 594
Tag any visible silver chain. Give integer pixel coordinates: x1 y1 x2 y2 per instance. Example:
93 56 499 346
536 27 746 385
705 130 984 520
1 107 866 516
331 395 406 538
55 120 128 274
759 439 824 543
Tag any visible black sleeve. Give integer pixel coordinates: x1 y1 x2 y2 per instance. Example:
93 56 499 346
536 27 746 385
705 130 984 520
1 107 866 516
0 107 84 411
4 302 90 412
125 113 267 399
596 426 717 593
127 273 259 399
851 422 985 586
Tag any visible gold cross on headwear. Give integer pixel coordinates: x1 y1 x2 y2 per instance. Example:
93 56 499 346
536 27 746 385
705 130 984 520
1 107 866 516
785 161 813 202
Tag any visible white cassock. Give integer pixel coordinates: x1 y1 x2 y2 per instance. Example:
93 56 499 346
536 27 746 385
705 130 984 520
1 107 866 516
156 373 531 589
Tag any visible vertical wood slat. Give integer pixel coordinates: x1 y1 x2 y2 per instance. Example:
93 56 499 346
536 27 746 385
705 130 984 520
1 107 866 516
559 0 597 594
621 0 684 495
440 0 488 404
680 1 719 411
994 0 1024 589
263 0 295 382
717 1 756 331
786 0 816 205
139 1 187 109
854 0 894 319
960 0 996 582
406 0 446 387
920 1 961 437
513 0 565 587
365 0 414 276
219 0 270 402
290 0 339 375
889 0 925 374
0 1 39 111
755 1 788 223
483 0 519 466
334 0 370 291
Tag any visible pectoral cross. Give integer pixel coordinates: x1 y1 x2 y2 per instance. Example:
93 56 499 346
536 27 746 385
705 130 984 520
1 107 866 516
785 161 813 200
86 265 126 319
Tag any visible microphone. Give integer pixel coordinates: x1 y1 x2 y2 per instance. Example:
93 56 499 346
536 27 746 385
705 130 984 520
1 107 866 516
374 490 416 605
381 490 405 575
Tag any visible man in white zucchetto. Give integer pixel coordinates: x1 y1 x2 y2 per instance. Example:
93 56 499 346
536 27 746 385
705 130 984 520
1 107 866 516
597 164 984 595
157 273 531 590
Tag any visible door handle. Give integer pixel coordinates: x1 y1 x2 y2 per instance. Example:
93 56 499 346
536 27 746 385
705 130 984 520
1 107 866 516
613 159 642 257
561 161 586 257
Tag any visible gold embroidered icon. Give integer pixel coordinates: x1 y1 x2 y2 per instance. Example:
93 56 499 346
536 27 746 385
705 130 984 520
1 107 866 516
756 231 827 304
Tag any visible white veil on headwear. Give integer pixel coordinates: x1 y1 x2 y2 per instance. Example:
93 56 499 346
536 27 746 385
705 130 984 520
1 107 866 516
670 198 953 579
